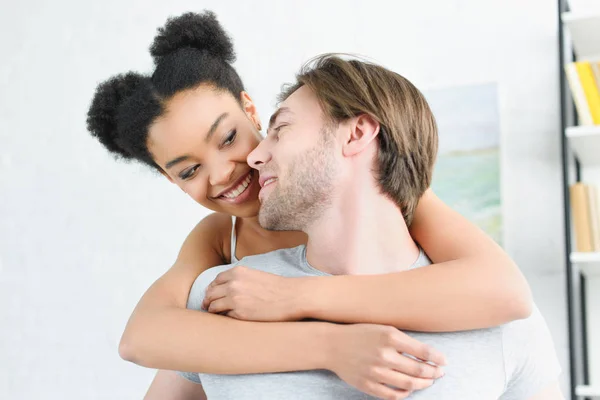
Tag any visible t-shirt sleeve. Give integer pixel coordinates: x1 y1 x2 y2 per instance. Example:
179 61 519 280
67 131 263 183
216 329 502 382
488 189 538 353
499 305 562 399
176 265 231 383
177 371 203 384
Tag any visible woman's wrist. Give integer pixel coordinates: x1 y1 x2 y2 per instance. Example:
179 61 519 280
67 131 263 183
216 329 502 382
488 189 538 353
309 321 343 371
289 276 322 320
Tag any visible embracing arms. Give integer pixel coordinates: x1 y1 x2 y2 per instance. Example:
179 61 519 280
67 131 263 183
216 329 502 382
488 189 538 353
203 190 532 331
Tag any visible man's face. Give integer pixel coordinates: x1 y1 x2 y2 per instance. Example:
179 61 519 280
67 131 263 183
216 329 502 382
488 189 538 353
246 86 340 231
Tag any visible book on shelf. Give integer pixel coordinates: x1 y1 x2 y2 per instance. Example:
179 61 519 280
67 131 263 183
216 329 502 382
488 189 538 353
570 182 600 252
564 60 600 125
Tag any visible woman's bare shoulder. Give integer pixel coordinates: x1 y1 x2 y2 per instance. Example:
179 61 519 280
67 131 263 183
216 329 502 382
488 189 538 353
181 212 232 263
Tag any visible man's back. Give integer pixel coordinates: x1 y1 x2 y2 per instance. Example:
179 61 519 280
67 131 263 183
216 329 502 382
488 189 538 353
179 246 561 399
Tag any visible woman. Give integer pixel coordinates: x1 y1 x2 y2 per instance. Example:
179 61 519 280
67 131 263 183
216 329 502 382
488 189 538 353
87 11 532 399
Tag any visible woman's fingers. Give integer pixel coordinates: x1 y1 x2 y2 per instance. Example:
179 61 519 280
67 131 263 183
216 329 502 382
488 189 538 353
392 331 447 367
374 367 435 393
206 297 232 314
388 351 444 379
202 284 228 310
362 381 412 400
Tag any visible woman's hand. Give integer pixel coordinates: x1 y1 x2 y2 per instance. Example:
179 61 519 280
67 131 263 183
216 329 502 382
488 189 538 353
202 266 306 321
327 323 446 399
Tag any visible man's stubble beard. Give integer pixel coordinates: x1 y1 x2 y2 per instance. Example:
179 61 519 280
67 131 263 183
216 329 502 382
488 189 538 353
258 128 338 232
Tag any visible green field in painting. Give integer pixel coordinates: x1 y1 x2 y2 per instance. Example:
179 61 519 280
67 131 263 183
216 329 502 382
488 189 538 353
432 148 502 245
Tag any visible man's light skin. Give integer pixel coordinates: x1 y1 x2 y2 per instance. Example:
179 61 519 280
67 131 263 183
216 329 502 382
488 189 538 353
203 85 563 400
252 86 420 275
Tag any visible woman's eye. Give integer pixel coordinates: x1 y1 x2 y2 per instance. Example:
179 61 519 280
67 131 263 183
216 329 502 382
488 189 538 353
180 165 201 180
223 129 237 146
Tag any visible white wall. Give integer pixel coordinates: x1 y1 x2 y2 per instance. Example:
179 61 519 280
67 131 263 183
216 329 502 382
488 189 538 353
0 0 570 398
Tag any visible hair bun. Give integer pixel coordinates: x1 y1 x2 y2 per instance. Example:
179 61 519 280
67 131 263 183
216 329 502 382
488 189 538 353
86 72 146 159
150 11 236 65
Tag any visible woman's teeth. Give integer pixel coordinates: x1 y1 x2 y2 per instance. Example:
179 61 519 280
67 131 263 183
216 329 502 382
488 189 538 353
223 173 252 199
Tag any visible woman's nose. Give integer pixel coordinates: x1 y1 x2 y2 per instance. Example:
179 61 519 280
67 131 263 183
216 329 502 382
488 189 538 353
209 159 235 186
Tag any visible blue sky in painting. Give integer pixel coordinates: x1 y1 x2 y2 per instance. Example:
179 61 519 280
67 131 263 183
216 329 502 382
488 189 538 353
424 83 500 154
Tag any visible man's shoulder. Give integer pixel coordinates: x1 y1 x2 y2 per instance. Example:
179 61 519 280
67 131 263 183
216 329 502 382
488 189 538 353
187 245 309 311
235 245 306 269
500 303 547 337
498 303 562 398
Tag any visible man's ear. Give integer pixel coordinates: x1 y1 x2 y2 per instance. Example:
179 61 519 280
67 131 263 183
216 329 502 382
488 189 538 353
240 91 262 131
342 114 380 157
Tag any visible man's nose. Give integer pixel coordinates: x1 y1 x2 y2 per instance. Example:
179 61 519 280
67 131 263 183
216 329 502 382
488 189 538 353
247 139 271 170
209 159 235 186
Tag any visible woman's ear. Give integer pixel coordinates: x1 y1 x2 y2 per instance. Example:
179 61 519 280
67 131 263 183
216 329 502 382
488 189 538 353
342 114 380 157
240 91 262 131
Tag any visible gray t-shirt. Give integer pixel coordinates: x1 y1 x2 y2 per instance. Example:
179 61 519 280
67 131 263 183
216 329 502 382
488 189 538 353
179 245 561 399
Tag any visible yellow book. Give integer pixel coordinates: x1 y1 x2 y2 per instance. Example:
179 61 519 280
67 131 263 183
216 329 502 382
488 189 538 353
592 62 600 93
575 62 600 125
570 183 593 252
566 63 594 125
587 184 600 251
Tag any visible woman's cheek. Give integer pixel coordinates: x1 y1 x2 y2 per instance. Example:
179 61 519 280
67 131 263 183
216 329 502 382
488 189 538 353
183 181 207 205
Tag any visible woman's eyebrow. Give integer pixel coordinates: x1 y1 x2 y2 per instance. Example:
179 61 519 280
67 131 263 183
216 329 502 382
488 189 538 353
205 112 229 143
165 155 191 170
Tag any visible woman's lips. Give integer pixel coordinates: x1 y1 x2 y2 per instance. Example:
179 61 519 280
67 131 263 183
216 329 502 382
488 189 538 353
217 171 258 205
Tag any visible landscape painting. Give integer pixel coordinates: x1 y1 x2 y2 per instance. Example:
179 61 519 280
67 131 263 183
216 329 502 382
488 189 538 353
424 83 502 245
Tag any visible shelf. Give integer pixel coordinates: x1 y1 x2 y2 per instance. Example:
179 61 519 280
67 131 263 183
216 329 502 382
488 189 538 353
566 126 600 166
571 252 600 277
562 11 600 59
576 384 600 397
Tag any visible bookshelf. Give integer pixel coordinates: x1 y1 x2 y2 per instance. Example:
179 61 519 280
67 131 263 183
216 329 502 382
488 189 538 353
566 126 600 167
559 1 600 399
562 12 600 60
571 252 600 279
577 386 600 398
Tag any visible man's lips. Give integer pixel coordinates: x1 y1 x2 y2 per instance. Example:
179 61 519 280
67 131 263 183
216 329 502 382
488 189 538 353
259 175 278 188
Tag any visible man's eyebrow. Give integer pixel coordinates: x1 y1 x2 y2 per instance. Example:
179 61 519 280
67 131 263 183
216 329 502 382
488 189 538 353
205 112 229 143
268 107 292 130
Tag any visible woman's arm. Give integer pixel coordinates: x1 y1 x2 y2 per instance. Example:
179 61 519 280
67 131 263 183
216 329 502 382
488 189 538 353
119 213 444 393
203 190 532 332
119 213 328 373
296 189 532 331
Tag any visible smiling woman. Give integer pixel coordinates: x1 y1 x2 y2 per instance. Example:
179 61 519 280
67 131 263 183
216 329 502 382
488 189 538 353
86 10 534 399
148 87 263 216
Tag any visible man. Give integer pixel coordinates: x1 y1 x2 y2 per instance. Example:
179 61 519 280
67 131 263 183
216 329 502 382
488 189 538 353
179 55 563 399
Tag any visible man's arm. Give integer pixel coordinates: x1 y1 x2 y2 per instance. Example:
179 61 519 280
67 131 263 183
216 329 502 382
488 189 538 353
144 370 206 400
527 382 564 400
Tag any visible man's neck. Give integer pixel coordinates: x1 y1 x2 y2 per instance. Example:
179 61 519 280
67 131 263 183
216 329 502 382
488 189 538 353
304 182 419 276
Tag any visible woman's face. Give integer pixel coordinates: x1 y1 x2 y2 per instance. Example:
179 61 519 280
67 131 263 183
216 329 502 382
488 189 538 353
148 85 263 218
